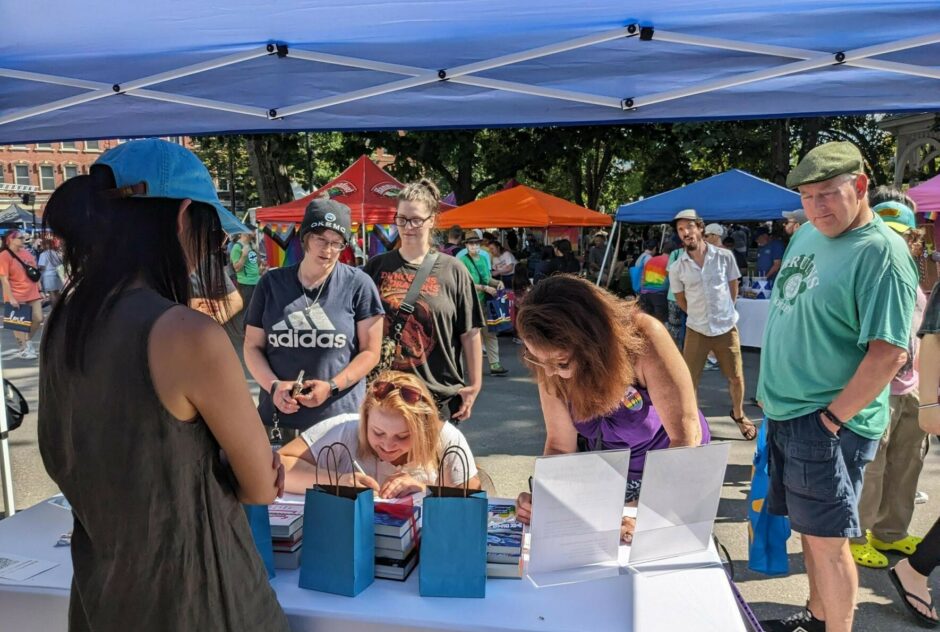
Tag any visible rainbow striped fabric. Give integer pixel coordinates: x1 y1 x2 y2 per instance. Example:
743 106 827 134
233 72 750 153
640 254 669 293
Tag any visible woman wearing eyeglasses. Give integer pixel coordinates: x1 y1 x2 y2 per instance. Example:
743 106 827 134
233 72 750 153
514 275 709 541
364 179 485 423
281 371 481 497
244 198 385 443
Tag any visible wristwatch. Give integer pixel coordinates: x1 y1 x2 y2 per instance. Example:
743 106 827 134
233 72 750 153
328 379 340 397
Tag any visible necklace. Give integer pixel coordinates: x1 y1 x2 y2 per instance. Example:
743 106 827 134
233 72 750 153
298 265 333 308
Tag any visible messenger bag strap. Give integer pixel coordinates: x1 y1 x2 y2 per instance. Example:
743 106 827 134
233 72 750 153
391 252 438 341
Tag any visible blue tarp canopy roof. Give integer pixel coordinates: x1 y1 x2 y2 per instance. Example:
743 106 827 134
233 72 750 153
615 170 801 223
1 1 939 143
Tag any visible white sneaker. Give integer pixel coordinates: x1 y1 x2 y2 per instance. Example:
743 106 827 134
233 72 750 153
20 346 37 360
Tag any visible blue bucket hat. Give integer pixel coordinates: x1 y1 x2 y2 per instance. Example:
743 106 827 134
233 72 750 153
95 139 248 235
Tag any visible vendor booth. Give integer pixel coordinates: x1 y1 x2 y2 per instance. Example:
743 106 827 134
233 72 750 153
255 155 413 265
612 170 801 348
437 185 612 229
3 2 940 629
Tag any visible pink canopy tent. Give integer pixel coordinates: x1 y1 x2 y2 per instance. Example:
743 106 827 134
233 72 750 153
909 173 940 217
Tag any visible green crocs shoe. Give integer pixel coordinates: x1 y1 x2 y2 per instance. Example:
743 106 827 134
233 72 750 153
872 535 922 556
850 541 888 568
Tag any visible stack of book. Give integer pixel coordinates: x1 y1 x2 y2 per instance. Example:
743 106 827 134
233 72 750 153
269 502 304 570
374 502 421 581
487 498 525 579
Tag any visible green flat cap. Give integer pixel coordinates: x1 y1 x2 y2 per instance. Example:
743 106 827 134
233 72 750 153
786 141 864 189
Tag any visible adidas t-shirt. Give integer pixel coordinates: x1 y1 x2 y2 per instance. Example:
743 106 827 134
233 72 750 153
245 263 384 430
300 413 478 486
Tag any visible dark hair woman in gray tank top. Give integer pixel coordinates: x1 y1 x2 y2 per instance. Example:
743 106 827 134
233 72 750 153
38 139 289 631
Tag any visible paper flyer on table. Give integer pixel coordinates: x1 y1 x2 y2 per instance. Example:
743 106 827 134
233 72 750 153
527 450 630 575
0 554 59 582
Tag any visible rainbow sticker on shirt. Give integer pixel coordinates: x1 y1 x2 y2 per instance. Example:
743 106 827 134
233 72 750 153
621 387 644 412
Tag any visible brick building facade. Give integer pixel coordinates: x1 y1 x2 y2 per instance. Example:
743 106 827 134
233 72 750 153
0 137 189 215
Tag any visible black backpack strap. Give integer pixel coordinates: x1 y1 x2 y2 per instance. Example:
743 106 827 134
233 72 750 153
391 252 438 341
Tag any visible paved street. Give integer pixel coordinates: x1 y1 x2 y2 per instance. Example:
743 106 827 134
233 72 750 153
1 321 937 630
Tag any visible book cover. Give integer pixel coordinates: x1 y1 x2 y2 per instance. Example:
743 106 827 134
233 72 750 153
375 527 416 552
486 561 522 579
374 542 416 561
269 503 304 537
487 532 523 555
375 548 418 581
274 548 302 570
374 507 420 537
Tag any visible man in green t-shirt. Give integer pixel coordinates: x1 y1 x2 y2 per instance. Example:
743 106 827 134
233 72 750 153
756 142 917 632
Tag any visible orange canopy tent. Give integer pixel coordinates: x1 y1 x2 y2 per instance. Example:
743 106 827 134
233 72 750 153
256 155 404 228
436 185 612 229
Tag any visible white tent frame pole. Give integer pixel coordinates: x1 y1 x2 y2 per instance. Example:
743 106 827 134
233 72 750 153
0 354 15 517
595 221 619 287
278 26 636 118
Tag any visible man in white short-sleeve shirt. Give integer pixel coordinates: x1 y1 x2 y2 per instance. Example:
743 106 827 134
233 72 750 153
668 209 755 440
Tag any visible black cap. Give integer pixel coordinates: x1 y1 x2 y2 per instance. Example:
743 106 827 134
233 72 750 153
300 198 352 243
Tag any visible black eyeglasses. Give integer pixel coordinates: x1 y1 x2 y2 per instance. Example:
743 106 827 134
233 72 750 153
372 380 424 404
394 215 432 229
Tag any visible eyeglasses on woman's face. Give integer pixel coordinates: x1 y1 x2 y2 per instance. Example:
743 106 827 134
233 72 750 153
521 347 572 374
372 380 424 405
393 214 432 229
309 234 346 252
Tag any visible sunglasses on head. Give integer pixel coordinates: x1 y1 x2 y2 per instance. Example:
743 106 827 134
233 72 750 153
372 381 424 405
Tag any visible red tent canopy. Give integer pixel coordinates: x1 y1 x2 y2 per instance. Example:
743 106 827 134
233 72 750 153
256 155 404 227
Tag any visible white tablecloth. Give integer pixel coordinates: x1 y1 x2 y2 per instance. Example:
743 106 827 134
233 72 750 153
736 298 771 348
0 499 747 632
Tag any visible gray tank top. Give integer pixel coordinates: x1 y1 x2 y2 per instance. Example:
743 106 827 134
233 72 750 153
38 288 289 631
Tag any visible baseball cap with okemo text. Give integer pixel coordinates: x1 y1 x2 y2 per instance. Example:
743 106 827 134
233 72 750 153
95 139 248 235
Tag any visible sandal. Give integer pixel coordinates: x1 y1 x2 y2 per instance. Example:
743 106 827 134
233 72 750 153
730 410 757 440
873 534 923 556
889 567 940 628
850 540 888 568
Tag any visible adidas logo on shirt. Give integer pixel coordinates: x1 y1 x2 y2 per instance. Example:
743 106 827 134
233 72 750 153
267 300 348 349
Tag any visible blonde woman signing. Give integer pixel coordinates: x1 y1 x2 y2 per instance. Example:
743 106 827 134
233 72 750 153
282 371 481 497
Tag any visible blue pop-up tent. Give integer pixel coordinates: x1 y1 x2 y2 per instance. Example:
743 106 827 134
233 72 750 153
615 170 801 224
1 1 939 143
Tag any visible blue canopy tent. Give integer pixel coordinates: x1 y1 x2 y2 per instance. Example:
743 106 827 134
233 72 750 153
1 1 939 143
615 170 801 224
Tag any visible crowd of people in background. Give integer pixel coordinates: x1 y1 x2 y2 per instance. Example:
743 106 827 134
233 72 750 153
3 137 938 631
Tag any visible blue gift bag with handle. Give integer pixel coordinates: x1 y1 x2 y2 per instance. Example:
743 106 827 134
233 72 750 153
485 290 513 333
243 504 276 579
298 443 375 596
419 446 488 598
747 420 791 576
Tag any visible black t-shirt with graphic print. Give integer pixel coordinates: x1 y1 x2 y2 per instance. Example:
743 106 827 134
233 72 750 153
364 250 485 406
245 262 384 430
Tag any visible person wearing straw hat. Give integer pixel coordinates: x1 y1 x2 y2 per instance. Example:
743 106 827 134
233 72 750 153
757 142 918 632
668 209 755 440
458 229 508 376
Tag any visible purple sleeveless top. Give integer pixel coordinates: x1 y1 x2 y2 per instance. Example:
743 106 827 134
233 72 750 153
572 384 710 480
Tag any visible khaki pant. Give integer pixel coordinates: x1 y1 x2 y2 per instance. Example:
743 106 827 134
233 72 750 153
482 328 500 366
682 326 744 389
851 392 927 544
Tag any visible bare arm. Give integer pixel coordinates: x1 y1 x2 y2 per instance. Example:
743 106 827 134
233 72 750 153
766 259 782 280
231 244 249 273
279 436 378 494
453 328 483 421
243 325 279 393
634 313 702 446
825 339 908 433
674 291 688 314
150 307 280 504
538 381 579 455
189 286 243 324
918 334 940 434
729 279 739 303
0 275 15 306
332 315 383 389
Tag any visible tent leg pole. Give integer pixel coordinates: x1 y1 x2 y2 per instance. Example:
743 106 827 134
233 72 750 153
595 222 618 287
0 349 15 517
604 222 621 288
